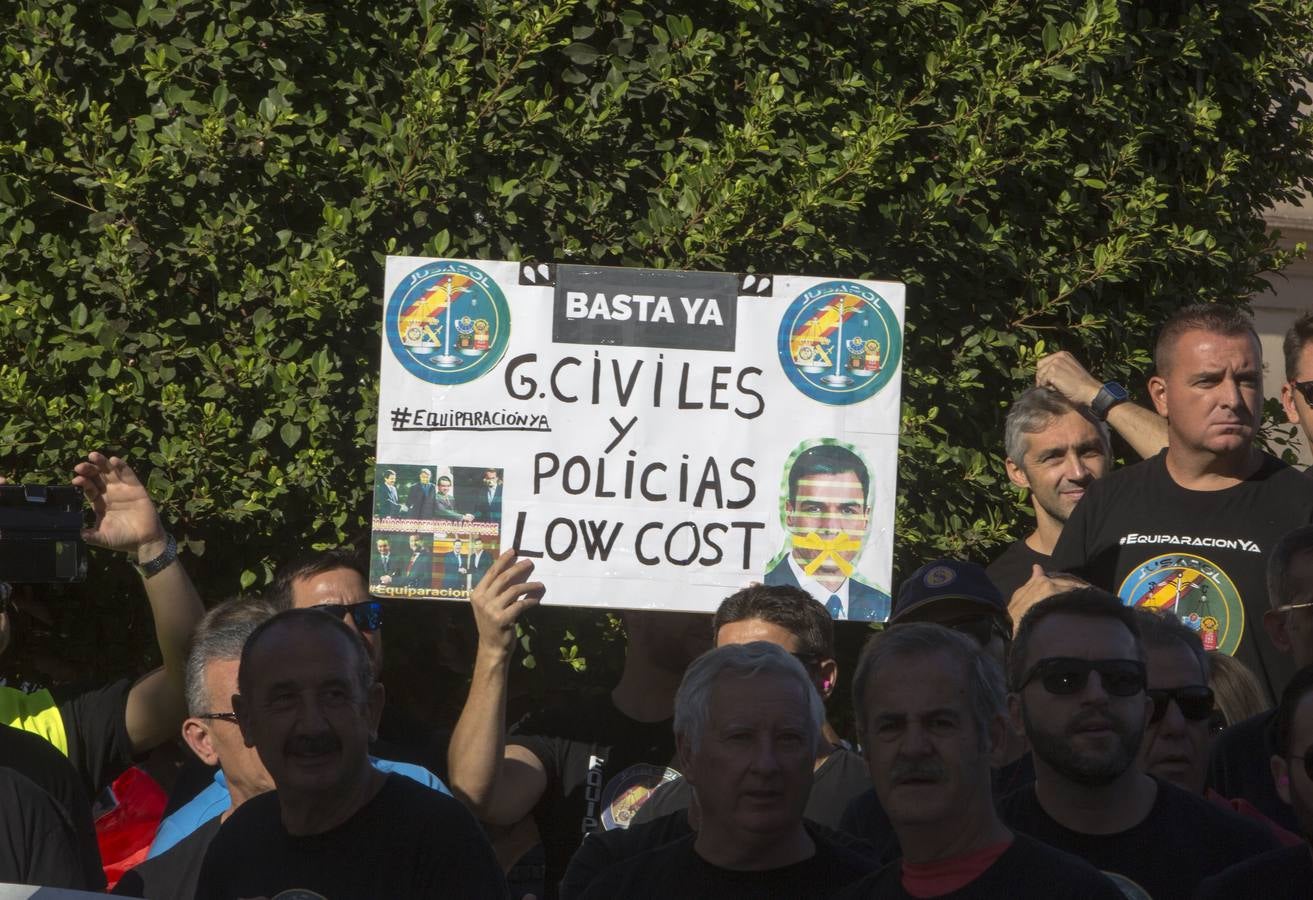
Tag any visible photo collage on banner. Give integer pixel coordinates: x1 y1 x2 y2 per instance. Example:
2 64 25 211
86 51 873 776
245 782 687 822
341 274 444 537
371 258 906 619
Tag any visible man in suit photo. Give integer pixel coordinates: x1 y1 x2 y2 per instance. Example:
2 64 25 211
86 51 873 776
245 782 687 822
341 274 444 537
398 534 433 588
376 468 403 518
471 469 503 522
763 442 890 622
373 537 401 586
405 468 439 519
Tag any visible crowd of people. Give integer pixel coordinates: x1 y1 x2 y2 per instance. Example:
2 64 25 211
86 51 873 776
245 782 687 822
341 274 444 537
5 303 1313 897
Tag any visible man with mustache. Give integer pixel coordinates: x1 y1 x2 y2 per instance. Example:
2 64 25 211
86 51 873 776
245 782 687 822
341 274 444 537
838 622 1120 898
764 442 890 621
1040 305 1313 703
195 608 505 899
999 589 1275 898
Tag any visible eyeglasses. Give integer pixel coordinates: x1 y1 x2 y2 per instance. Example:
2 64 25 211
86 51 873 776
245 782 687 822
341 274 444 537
943 615 1011 648
311 600 383 632
195 712 238 724
1016 657 1146 697
1147 686 1215 724
1290 747 1313 781
1273 601 1313 614
1291 380 1313 407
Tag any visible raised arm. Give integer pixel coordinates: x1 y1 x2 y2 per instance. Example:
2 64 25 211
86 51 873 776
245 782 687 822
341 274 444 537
1037 351 1168 460
447 550 548 825
71 452 205 754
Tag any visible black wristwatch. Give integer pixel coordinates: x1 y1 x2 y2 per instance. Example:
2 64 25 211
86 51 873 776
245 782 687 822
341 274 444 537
1090 381 1129 421
134 533 178 579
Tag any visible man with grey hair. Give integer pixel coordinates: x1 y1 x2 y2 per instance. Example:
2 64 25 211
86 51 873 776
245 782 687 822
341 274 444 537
989 385 1113 606
197 608 504 899
840 623 1120 898
129 598 447 893
580 642 876 898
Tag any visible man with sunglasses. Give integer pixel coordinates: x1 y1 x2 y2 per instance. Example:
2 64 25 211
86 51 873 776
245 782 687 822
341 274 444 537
139 597 448 871
1000 589 1275 898
1198 665 1313 898
1047 305 1313 705
1279 311 1313 458
1211 524 1313 833
1132 610 1301 847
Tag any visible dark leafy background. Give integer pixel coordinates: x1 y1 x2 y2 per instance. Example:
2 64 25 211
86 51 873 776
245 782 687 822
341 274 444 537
2 0 1311 726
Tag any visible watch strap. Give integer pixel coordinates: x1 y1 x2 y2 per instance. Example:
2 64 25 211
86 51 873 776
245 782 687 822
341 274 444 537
134 533 178 578
1090 382 1128 421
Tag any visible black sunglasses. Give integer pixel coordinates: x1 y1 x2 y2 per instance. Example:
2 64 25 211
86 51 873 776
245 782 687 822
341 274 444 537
1292 380 1313 407
1017 657 1146 697
943 615 1011 648
1148 686 1214 724
311 600 383 632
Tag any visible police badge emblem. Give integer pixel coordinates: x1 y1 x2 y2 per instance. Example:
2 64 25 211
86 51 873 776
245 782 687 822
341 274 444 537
385 260 511 385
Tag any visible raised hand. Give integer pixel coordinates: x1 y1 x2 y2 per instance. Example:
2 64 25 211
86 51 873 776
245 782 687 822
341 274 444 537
470 549 545 658
71 452 167 559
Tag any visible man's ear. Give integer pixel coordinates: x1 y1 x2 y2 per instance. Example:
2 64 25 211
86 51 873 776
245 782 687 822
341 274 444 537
1148 374 1169 418
182 719 220 766
233 694 256 749
367 682 386 740
676 734 695 784
1264 609 1294 655
1272 755 1293 806
1004 457 1031 491
1281 382 1301 426
817 658 839 701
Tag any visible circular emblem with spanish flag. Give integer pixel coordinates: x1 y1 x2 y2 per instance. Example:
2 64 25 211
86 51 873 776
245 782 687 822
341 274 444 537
385 260 511 385
776 280 902 405
1118 553 1245 655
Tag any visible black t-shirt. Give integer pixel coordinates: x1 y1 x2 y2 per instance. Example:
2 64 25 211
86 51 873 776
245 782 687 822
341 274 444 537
0 766 91 890
632 746 871 831
838 754 1035 865
999 779 1276 899
834 833 1123 899
987 539 1050 604
1196 843 1313 899
508 690 676 897
561 812 877 900
0 724 103 889
578 826 877 899
195 773 507 900
1050 450 1313 702
1207 709 1300 833
560 810 693 900
114 814 220 899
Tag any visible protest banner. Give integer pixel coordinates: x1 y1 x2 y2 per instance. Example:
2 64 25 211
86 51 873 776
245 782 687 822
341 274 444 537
371 258 904 620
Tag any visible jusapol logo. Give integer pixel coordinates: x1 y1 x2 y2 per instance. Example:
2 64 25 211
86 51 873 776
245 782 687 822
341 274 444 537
1118 553 1245 655
777 281 901 406
385 261 511 385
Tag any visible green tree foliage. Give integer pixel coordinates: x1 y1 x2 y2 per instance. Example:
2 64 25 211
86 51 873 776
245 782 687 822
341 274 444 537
2 0 1311 689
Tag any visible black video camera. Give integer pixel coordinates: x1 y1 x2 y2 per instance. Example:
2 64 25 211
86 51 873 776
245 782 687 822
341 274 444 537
0 485 88 583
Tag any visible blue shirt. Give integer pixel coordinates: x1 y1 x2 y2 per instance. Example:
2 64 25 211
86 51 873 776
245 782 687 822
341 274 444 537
148 756 449 857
